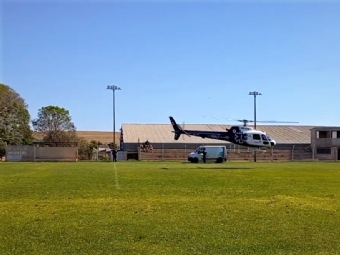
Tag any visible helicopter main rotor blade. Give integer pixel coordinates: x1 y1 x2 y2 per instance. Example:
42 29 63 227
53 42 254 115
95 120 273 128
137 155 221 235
254 120 299 123
203 116 299 124
203 116 238 121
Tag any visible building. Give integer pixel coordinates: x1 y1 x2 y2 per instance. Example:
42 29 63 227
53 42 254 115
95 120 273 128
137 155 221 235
29 123 340 161
120 123 315 151
311 127 340 160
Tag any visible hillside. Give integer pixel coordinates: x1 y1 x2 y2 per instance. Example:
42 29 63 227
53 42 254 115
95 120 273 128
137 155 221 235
33 131 120 145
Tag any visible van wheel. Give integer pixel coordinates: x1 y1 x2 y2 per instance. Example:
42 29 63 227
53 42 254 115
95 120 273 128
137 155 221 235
192 158 199 163
216 157 223 163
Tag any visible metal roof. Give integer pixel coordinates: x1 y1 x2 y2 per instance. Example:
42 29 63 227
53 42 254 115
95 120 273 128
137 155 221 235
310 127 340 131
121 123 316 144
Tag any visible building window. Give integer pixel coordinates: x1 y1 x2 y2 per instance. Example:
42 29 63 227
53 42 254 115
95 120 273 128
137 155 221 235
317 131 330 138
316 147 331 154
331 131 340 138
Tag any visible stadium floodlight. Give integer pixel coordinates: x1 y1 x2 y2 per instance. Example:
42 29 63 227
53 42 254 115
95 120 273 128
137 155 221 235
248 91 262 129
248 91 262 162
107 85 122 149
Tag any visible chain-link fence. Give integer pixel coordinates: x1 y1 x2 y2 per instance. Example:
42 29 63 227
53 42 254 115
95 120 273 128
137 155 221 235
137 143 316 162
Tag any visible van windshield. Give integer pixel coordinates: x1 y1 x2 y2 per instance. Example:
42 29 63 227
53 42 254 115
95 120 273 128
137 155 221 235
195 147 204 153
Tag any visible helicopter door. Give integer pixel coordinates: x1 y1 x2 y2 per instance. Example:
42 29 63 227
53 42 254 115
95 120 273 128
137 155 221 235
261 134 269 145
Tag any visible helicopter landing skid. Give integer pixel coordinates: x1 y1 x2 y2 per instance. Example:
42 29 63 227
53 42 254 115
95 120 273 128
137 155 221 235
253 148 267 153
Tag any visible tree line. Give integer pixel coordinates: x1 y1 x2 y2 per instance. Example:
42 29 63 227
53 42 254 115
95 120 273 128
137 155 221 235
0 82 112 160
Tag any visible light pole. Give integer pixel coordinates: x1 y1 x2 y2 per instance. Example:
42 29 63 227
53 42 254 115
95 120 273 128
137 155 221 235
107 85 122 149
248 91 262 162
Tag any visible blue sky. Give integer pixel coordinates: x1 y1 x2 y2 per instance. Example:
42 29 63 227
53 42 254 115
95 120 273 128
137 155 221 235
2 0 340 131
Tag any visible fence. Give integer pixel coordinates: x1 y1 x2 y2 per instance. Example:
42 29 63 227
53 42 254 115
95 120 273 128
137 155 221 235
5 144 335 162
5 145 78 162
137 144 315 162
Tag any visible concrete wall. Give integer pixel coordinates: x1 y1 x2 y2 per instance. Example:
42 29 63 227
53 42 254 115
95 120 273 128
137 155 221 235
311 146 339 161
5 145 78 162
312 137 340 147
5 145 35 161
35 147 78 161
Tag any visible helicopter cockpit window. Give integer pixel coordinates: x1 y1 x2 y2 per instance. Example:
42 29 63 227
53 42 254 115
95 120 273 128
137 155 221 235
253 134 261 140
261 134 268 140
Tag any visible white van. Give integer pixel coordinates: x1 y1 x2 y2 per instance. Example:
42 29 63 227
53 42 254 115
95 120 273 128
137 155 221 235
188 145 227 163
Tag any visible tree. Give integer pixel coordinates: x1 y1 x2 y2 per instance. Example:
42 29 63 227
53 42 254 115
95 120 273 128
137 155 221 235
32 106 77 145
78 139 102 160
0 83 33 157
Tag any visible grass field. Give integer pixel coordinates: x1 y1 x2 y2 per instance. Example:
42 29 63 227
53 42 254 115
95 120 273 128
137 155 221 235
1 161 340 254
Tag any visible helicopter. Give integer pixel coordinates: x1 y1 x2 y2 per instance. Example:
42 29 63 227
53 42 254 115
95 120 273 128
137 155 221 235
169 116 298 149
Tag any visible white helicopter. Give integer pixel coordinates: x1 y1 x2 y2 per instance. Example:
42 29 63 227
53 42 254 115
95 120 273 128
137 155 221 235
169 116 299 149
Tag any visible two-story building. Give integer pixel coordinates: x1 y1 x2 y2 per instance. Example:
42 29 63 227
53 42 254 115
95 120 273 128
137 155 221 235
311 127 340 161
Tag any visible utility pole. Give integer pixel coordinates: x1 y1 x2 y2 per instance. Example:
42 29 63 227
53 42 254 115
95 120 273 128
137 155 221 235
107 85 122 149
248 91 262 162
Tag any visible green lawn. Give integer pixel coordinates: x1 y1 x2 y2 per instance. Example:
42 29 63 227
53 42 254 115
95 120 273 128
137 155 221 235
1 161 340 254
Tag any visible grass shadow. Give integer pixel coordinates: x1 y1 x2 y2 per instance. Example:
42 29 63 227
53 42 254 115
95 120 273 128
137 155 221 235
196 166 254 170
